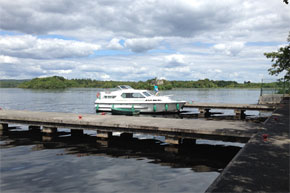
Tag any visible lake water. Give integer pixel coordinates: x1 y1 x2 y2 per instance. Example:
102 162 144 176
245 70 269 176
0 88 261 192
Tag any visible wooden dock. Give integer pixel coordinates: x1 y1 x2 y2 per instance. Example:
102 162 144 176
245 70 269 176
184 102 275 119
206 97 290 192
0 109 262 143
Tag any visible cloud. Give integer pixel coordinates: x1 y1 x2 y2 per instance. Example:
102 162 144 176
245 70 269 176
124 37 162 52
100 74 110 80
106 38 124 50
1 0 288 43
0 0 245 38
164 54 187 68
0 35 100 59
0 55 19 64
213 42 245 56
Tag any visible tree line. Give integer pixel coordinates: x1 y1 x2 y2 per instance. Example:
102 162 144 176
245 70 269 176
0 76 282 90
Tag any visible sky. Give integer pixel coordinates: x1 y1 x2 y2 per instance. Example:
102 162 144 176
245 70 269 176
0 0 289 82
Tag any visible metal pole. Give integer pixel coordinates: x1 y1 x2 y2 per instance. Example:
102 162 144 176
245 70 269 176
260 79 263 96
283 78 285 97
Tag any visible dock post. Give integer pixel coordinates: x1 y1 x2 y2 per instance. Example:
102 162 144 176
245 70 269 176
120 132 133 139
71 129 84 137
96 130 112 139
0 123 8 135
42 126 57 134
42 126 57 141
182 138 196 145
234 109 246 120
198 108 211 118
96 139 110 147
29 125 41 133
165 137 181 145
0 123 8 130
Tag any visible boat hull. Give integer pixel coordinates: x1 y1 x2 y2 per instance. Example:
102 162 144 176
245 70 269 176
95 102 185 113
111 107 140 116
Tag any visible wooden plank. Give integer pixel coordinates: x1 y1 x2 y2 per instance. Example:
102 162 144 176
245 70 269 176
0 109 262 142
184 102 275 111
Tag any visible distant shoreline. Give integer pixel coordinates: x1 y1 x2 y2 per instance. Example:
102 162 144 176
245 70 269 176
0 76 284 90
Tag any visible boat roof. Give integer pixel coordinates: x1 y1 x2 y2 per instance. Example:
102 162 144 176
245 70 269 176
102 86 152 95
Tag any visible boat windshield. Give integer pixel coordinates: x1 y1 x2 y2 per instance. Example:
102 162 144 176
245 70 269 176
117 85 133 90
142 91 152 97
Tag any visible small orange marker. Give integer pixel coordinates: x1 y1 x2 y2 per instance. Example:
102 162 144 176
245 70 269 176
101 112 106 115
78 115 82 119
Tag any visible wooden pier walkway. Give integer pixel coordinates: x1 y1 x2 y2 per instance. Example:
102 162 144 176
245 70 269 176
0 109 262 143
184 102 275 119
184 102 275 111
206 97 290 192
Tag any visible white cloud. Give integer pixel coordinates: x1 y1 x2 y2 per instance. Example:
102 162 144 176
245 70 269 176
0 55 19 64
0 35 100 59
124 37 162 52
213 42 245 56
164 54 187 68
214 69 222 73
106 38 124 50
101 74 110 80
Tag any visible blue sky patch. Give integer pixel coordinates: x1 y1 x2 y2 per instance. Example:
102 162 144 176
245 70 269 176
90 50 133 57
246 42 283 47
38 34 78 41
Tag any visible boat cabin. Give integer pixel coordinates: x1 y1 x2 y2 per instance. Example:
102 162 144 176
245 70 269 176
100 85 153 100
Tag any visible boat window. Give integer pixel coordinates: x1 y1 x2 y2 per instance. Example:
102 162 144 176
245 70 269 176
118 85 133 90
104 96 116 99
121 93 145 98
142 92 151 97
121 93 131 98
132 93 145 98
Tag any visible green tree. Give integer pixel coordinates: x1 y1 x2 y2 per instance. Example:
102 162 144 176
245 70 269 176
264 32 290 81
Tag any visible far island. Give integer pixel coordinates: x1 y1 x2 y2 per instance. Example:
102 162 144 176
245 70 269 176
0 76 288 93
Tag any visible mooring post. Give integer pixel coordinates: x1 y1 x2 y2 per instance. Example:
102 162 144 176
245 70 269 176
42 126 57 134
71 129 84 137
234 109 246 120
96 130 112 139
96 139 110 147
42 126 57 141
198 108 211 118
0 123 8 130
165 137 181 145
120 132 133 139
29 125 41 133
0 123 8 136
182 138 196 145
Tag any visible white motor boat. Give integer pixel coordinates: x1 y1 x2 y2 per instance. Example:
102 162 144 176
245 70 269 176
94 85 186 113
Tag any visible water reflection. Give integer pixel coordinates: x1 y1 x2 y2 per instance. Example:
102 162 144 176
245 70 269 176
0 127 241 173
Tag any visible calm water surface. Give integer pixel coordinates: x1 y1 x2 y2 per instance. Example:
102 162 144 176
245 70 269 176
0 88 260 192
